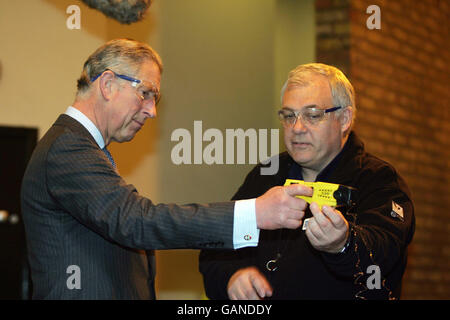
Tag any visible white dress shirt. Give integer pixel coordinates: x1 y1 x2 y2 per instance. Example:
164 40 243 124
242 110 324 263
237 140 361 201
65 106 259 249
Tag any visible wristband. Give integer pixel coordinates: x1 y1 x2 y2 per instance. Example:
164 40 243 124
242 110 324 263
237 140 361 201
338 230 353 254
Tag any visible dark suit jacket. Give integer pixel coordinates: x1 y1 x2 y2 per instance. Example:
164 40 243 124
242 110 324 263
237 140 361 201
21 114 234 299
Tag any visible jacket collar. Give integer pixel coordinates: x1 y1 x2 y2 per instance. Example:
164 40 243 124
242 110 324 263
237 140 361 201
282 131 365 185
53 114 98 147
328 131 365 185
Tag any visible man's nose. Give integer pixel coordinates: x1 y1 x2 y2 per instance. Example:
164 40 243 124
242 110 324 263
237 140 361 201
292 115 307 132
142 100 157 119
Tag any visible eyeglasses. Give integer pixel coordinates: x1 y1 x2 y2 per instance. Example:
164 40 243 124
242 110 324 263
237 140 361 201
90 69 161 104
278 105 342 127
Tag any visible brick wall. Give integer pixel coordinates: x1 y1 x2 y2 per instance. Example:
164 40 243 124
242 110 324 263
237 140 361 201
316 0 450 299
316 0 351 76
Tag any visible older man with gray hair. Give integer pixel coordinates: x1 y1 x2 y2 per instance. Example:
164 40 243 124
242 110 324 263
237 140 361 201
21 39 312 299
200 63 415 300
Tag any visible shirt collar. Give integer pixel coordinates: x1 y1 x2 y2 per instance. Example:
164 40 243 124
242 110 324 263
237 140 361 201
64 106 105 149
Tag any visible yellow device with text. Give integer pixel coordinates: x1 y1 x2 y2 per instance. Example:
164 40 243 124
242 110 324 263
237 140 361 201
284 179 357 209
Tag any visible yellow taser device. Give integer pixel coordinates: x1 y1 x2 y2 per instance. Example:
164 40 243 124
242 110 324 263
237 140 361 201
284 179 357 209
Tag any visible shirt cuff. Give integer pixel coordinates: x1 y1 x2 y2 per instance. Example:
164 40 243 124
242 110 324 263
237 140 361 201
233 199 260 249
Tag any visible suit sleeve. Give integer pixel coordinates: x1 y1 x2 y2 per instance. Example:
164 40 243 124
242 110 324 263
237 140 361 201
199 165 263 299
45 132 235 250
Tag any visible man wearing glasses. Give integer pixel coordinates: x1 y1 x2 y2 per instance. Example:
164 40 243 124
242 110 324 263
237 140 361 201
200 63 415 300
20 39 312 299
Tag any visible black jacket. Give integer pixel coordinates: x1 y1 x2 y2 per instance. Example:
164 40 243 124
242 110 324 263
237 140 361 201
199 132 415 299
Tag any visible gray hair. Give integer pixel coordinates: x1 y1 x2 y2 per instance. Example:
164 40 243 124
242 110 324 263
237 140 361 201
76 38 163 95
280 63 356 123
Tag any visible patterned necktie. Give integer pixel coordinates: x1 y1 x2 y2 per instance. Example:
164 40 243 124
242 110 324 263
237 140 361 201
102 147 117 170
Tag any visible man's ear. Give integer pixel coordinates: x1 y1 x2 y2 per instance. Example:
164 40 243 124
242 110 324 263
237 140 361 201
98 70 117 101
340 106 354 134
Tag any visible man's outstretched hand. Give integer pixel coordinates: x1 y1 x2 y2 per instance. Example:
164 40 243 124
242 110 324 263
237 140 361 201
255 184 312 230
